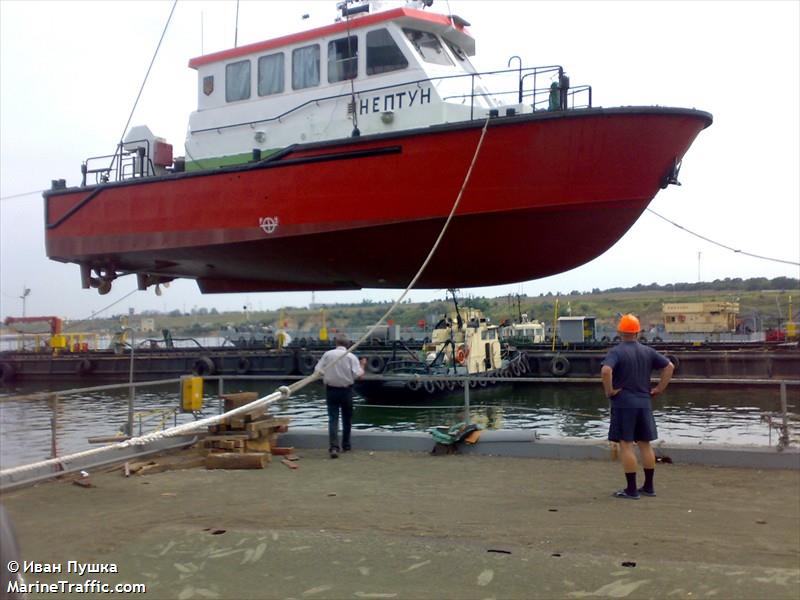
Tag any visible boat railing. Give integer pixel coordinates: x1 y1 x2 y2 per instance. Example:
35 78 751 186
2 376 795 485
80 138 155 186
189 64 592 136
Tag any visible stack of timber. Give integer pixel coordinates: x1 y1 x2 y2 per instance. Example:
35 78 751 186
203 392 293 470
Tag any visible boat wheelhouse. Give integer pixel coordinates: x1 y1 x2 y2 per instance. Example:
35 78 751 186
185 2 494 170
44 0 712 296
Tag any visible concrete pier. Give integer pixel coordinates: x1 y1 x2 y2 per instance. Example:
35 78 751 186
1 439 798 599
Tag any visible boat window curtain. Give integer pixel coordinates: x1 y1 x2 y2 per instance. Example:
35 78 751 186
366 29 408 75
225 60 251 102
328 36 358 83
258 53 285 96
292 44 320 90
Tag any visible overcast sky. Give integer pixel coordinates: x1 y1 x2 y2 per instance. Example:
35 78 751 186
1 0 798 321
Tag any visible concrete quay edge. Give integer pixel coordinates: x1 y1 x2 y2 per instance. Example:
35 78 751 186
280 427 800 470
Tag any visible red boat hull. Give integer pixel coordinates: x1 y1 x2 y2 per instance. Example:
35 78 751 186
45 107 712 292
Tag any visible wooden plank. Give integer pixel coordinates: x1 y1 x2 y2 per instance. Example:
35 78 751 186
203 434 250 442
245 417 291 434
281 458 298 470
205 452 267 470
270 446 294 456
222 392 259 413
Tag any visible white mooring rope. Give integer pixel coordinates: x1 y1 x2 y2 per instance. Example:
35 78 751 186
0 118 492 479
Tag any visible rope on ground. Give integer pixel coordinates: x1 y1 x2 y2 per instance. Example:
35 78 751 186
0 118 492 479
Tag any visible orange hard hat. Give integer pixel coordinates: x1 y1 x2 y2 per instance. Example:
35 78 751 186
617 314 641 334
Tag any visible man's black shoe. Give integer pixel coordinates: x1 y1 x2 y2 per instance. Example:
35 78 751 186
342 445 351 452
329 448 339 459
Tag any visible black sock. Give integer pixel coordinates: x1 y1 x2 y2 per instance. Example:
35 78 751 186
625 472 637 494
643 468 655 491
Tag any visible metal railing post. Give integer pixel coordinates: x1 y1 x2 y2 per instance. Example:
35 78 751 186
470 74 475 121
779 381 789 450
463 377 471 424
126 328 135 436
218 377 224 414
49 394 59 459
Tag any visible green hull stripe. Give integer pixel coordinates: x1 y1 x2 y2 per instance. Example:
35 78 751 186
185 148 283 171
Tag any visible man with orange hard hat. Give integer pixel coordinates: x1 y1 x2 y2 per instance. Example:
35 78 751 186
601 314 674 499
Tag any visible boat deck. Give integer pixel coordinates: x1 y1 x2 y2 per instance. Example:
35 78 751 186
2 447 799 599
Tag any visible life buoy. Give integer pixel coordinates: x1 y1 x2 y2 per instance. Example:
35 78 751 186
446 380 456 391
435 380 447 391
192 356 216 376
407 380 421 392
423 380 436 394
550 356 571 377
236 356 251 375
666 354 680 372
0 362 16 383
511 362 522 377
455 346 470 364
469 379 478 389
478 378 488 387
298 353 317 375
366 355 385 374
76 358 93 375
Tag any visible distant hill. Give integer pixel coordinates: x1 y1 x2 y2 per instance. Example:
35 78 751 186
55 277 798 336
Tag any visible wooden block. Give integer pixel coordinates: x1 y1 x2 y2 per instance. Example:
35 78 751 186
205 452 267 470
270 446 294 456
126 460 156 474
246 437 272 454
230 417 247 430
281 458 298 470
222 392 259 413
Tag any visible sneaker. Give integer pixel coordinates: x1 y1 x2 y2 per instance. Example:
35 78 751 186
613 489 640 500
342 445 352 452
329 447 339 459
637 487 656 497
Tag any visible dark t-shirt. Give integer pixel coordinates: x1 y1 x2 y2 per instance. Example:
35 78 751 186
602 341 670 407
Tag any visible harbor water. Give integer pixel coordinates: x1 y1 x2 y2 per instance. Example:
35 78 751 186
1 378 797 470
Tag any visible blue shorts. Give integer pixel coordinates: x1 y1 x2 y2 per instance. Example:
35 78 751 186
608 406 658 442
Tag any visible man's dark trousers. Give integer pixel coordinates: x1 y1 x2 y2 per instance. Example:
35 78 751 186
326 385 353 451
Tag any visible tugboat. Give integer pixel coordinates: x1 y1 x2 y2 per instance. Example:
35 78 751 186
357 290 528 400
44 0 712 296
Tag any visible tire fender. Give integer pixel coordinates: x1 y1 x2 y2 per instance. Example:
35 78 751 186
192 356 216 376
366 355 385 374
550 356 571 377
236 356 251 375
0 362 16 383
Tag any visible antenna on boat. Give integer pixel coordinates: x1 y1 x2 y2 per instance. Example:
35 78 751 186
234 0 240 48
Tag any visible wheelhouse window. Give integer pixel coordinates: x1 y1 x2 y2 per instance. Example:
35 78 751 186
366 29 408 75
258 53 284 96
292 44 320 89
403 28 453 66
225 60 251 102
328 36 358 83
445 40 475 70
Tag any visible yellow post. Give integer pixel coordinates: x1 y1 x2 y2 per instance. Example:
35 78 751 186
787 295 797 340
181 375 204 412
319 308 328 342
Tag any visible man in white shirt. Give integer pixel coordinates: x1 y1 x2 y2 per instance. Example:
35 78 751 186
314 334 366 458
